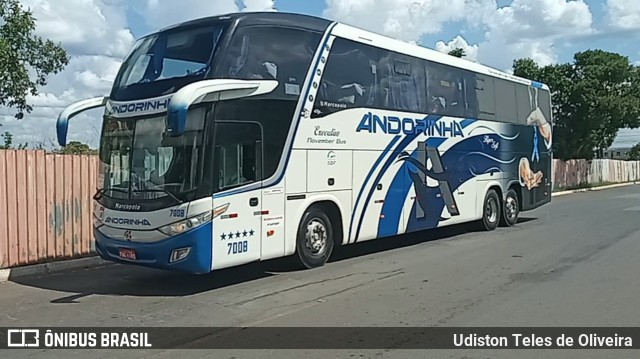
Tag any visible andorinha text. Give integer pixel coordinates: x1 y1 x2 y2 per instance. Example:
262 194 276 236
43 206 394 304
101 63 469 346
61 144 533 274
356 112 465 138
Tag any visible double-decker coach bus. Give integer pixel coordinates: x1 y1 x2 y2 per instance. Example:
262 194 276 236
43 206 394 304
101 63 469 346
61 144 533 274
56 12 553 274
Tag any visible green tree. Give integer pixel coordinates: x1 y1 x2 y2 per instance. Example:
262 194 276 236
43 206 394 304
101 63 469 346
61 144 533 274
513 50 640 160
55 141 98 155
629 143 640 161
448 48 465 58
0 130 13 149
0 0 69 119
0 123 27 149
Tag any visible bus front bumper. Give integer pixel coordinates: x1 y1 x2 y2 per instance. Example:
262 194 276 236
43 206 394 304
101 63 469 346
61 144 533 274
93 222 213 274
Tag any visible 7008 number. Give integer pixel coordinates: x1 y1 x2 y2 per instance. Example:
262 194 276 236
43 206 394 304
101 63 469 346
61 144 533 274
169 209 185 218
228 241 248 255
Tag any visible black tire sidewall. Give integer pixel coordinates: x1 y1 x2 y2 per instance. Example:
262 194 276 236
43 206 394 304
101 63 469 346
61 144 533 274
502 189 519 227
296 207 334 268
482 189 500 231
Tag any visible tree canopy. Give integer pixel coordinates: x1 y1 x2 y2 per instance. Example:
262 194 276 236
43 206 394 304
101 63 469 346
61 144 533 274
448 48 465 58
0 0 69 119
55 141 98 155
629 143 640 161
513 50 640 160
0 0 94 154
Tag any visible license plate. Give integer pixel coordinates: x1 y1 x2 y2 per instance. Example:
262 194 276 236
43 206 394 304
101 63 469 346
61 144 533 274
119 248 136 260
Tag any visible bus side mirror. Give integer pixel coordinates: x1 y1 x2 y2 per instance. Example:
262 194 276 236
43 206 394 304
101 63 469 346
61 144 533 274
57 96 108 146
166 79 278 137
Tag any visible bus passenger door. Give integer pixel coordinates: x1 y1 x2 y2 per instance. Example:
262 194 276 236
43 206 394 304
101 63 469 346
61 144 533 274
212 122 262 270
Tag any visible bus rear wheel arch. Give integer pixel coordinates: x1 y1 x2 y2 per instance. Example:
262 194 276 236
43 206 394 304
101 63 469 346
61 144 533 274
294 203 340 269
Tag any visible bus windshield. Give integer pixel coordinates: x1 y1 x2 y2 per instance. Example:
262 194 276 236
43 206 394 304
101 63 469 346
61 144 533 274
98 108 207 203
110 24 225 101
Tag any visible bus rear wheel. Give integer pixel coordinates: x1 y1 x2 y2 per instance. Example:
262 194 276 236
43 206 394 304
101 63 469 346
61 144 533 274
500 189 519 227
481 189 501 231
294 206 335 269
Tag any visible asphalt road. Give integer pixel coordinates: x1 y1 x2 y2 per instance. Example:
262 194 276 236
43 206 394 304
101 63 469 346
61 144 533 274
2 185 640 358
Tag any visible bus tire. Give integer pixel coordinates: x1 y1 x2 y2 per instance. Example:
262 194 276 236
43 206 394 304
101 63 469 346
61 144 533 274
294 206 335 269
481 189 501 231
500 189 519 227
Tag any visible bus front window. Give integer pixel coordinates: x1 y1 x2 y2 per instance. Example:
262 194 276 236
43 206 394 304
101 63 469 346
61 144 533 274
98 108 206 202
110 24 226 102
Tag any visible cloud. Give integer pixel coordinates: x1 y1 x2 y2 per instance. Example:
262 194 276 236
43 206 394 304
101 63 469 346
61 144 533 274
24 0 134 57
138 0 277 31
0 0 136 148
1 0 280 148
241 0 277 12
475 0 594 70
435 35 479 62
488 0 593 44
322 0 594 71
606 0 640 30
323 0 467 43
137 0 240 30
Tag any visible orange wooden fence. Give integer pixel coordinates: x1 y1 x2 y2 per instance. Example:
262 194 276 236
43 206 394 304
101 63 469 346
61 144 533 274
0 150 98 269
1 149 640 269
553 158 640 190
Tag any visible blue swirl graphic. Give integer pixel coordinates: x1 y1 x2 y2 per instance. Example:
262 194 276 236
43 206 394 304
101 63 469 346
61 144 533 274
469 125 520 140
532 127 540 162
462 152 518 164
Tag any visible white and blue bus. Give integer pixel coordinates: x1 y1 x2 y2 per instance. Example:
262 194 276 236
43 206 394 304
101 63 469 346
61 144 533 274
56 12 553 274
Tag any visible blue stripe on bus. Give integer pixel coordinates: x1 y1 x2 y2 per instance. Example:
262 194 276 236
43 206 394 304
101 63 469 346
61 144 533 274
531 81 543 89
459 118 475 128
353 115 443 243
348 135 401 243
376 120 476 238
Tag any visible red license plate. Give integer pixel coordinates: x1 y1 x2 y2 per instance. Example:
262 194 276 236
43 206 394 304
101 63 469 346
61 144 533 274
119 248 136 260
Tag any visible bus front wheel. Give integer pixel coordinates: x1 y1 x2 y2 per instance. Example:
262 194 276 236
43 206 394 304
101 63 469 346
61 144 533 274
294 206 335 269
481 189 501 231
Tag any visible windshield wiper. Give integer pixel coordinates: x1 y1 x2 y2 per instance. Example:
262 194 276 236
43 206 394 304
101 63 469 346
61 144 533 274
94 187 128 200
132 188 184 204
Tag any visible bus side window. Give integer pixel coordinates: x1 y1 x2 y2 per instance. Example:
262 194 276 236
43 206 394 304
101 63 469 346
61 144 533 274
516 83 533 124
213 122 263 192
475 74 496 121
377 54 426 113
223 26 322 99
312 38 378 118
538 89 552 124
461 71 479 119
426 62 466 118
494 78 519 124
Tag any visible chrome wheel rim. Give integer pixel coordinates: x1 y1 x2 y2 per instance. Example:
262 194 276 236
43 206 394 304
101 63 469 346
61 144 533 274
505 197 518 222
305 219 327 256
486 197 498 223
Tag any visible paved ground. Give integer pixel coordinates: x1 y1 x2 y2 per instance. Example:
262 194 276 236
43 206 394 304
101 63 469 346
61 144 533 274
1 185 640 358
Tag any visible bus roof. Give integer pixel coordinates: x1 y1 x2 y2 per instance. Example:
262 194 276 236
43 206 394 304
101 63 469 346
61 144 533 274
159 11 332 34
156 12 549 91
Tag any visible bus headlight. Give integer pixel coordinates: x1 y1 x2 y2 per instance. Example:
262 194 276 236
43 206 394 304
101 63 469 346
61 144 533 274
158 211 212 236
